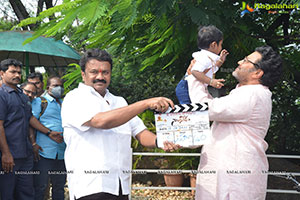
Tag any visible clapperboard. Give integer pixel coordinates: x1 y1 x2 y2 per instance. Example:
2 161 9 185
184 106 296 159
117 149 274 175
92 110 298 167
154 103 211 148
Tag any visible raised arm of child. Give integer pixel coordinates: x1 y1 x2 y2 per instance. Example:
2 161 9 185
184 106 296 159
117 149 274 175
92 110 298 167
192 70 225 89
215 49 229 67
187 60 225 89
191 49 229 89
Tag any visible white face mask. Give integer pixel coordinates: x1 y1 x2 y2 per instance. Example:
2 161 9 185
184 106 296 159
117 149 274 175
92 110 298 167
51 86 64 99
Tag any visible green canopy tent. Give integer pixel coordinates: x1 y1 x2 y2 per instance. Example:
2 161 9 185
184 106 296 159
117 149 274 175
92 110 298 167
0 31 80 75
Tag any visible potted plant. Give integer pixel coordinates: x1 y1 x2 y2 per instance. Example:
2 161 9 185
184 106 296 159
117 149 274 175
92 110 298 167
151 147 201 188
152 149 185 187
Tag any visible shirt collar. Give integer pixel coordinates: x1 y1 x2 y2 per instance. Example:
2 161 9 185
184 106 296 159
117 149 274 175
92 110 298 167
1 83 22 93
200 49 220 60
44 93 56 102
78 82 110 99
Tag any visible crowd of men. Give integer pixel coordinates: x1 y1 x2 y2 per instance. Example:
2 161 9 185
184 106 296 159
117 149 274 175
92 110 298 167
0 59 66 200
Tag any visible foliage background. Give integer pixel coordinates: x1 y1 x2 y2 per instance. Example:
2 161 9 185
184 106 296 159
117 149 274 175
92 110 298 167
14 0 299 154
1 0 300 197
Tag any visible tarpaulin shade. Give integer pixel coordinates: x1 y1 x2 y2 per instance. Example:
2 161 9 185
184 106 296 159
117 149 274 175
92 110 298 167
0 31 80 68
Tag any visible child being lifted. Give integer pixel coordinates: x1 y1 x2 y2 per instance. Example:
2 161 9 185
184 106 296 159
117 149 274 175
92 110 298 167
178 25 229 103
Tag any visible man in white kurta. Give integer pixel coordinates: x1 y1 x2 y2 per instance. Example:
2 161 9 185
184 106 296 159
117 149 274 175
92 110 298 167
195 46 283 200
61 49 177 200
62 83 147 199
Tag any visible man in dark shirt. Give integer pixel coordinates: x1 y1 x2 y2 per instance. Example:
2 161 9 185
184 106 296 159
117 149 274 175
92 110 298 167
0 59 63 200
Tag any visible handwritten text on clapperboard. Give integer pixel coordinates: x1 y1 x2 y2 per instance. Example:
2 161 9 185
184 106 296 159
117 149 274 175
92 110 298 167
155 103 211 148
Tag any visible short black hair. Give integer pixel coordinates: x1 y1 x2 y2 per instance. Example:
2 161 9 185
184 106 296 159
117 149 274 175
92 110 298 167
79 48 113 72
197 25 223 50
255 45 283 88
20 82 37 90
27 72 43 82
0 58 22 72
46 76 62 87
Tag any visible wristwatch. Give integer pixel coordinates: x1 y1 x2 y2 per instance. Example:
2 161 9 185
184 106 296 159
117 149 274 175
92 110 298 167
46 129 52 136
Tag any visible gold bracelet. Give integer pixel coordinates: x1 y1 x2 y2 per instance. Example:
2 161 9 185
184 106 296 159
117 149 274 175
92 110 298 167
209 78 213 86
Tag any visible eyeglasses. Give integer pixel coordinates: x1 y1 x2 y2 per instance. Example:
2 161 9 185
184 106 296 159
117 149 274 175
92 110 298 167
242 57 260 69
23 89 37 96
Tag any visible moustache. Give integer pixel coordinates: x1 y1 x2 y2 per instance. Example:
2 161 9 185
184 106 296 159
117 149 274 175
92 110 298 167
93 79 107 84
13 78 21 82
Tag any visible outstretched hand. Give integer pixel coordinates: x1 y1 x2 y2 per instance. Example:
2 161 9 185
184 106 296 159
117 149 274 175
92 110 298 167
147 97 174 113
219 49 229 62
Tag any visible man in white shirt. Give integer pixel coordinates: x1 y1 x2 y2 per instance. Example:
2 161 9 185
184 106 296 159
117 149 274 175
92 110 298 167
61 48 178 200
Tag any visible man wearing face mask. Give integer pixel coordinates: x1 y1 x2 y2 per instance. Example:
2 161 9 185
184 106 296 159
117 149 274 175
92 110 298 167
31 76 66 200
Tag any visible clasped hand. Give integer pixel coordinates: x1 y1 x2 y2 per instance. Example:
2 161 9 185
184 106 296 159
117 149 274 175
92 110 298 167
49 131 63 143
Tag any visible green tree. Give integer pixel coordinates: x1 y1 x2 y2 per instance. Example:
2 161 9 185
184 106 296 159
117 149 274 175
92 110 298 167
15 0 300 155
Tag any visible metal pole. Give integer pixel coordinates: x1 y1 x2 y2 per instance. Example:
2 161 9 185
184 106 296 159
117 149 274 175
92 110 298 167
25 52 29 77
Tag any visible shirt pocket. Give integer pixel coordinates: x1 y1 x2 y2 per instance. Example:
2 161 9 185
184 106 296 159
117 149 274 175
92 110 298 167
9 100 27 120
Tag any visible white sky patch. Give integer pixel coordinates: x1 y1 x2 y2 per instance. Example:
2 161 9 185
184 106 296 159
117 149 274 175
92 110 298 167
0 0 63 21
